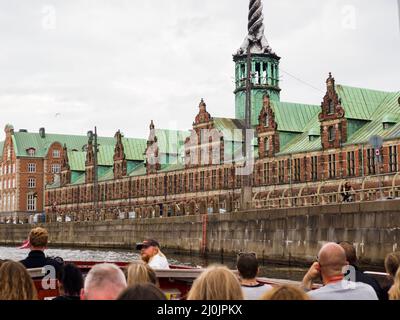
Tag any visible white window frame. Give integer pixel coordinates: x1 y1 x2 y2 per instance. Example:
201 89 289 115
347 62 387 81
28 163 36 173
27 194 36 211
52 149 61 158
51 164 61 174
28 178 36 188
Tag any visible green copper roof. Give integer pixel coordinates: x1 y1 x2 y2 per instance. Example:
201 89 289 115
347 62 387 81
382 114 398 124
122 138 147 161
68 151 86 171
155 129 189 154
270 101 320 133
336 85 391 120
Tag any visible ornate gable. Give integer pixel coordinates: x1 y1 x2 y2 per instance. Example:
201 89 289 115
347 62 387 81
319 73 347 150
113 130 127 179
61 144 71 186
256 95 280 158
145 120 160 174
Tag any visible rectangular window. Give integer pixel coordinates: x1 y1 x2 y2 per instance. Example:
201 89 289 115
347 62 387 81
329 154 336 178
53 149 61 158
263 162 269 184
51 164 61 174
28 163 36 173
367 149 376 174
27 194 36 211
200 171 205 191
293 159 301 182
347 151 355 176
211 170 217 190
311 156 318 181
278 160 285 183
389 146 398 173
189 173 194 192
223 168 229 188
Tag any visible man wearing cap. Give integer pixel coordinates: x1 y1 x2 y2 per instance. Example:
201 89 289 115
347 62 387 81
136 239 170 269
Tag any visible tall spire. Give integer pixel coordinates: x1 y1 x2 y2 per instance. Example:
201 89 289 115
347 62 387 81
237 0 273 55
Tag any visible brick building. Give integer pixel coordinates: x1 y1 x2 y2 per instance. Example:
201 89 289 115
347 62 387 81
2 0 400 222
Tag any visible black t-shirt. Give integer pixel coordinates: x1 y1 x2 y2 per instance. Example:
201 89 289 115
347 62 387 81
355 268 386 300
19 250 63 278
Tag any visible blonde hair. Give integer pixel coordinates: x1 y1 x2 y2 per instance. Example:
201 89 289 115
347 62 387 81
261 285 309 300
0 261 37 300
385 251 400 278
389 268 400 300
127 261 157 286
187 265 243 300
29 227 49 248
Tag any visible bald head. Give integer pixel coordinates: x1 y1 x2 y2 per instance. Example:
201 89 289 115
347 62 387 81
82 263 127 300
318 243 348 279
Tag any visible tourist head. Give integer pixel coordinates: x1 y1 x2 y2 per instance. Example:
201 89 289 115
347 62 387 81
389 268 400 300
261 285 310 300
187 265 243 300
118 283 166 300
127 261 157 286
339 241 357 266
29 227 49 250
0 260 37 300
59 263 84 297
136 239 161 263
81 263 127 300
237 252 259 280
384 251 400 278
317 242 348 283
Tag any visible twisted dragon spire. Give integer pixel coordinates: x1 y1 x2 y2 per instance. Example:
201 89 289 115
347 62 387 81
237 0 273 55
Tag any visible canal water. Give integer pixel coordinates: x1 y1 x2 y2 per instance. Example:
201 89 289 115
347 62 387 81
0 245 308 281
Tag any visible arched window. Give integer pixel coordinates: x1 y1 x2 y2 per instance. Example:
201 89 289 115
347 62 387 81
264 137 270 155
265 113 269 127
328 100 335 114
328 126 335 141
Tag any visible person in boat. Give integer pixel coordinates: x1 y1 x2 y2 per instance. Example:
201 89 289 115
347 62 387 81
187 265 244 300
0 260 37 300
80 263 127 300
53 263 83 301
117 283 167 300
261 284 310 300
136 239 170 269
127 261 158 287
236 252 273 300
389 268 400 300
302 242 378 300
383 251 400 299
19 227 63 277
339 241 385 299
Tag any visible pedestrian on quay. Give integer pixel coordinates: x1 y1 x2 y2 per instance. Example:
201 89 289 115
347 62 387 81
339 241 385 299
19 227 63 277
136 239 170 269
187 265 244 300
0 260 37 300
302 242 378 300
236 252 273 300
80 263 127 300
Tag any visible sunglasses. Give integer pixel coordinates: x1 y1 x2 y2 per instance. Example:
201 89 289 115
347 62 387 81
237 252 257 258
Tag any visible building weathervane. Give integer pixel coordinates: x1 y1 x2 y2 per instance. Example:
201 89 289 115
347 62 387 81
237 0 273 55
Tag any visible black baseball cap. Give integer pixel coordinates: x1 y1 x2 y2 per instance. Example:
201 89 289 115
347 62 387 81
136 239 160 250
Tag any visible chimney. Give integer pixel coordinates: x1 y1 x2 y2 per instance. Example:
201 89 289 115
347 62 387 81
39 127 45 138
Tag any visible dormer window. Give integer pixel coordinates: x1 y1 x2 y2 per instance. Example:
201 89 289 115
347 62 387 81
53 149 60 158
382 114 397 130
27 148 36 156
328 126 335 141
328 100 335 114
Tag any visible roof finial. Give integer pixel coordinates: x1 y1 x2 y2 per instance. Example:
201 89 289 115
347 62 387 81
150 120 155 130
237 0 272 55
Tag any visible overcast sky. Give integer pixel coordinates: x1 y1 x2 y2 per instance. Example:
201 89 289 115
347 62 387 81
0 0 399 140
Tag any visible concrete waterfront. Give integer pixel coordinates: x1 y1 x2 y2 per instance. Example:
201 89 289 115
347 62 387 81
1 200 400 267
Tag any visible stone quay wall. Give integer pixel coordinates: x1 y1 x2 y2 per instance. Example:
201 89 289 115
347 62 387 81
1 200 400 266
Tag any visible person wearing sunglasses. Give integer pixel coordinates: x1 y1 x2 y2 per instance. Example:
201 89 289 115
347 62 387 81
136 239 170 269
